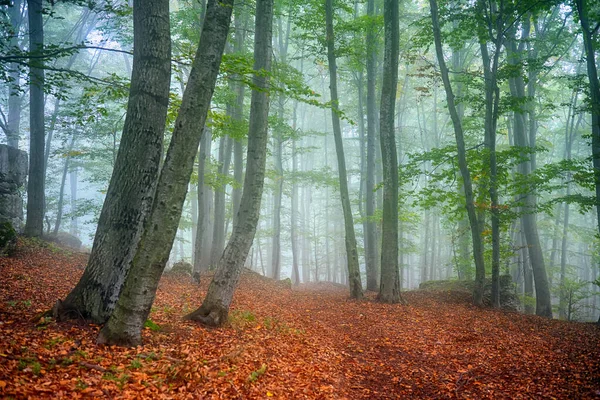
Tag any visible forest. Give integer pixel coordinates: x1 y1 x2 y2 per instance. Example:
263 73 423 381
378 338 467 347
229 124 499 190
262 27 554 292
1 0 600 398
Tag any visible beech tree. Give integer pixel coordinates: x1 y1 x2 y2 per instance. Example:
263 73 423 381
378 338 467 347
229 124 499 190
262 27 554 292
184 0 274 327
98 0 235 346
55 0 172 323
377 0 402 303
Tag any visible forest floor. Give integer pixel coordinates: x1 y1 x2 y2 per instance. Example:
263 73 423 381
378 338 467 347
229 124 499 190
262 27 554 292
1 239 599 399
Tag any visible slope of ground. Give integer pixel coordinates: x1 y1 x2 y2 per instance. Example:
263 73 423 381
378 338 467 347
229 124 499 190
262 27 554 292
1 239 599 399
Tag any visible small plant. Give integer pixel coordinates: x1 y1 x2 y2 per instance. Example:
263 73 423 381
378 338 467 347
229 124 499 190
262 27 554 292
144 319 161 332
22 300 32 307
75 378 88 390
248 364 267 383
130 359 142 369
31 361 41 376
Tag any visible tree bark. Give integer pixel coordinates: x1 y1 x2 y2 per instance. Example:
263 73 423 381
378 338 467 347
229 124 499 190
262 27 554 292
24 0 45 237
193 129 212 281
429 0 485 306
575 0 600 240
507 29 552 318
56 0 172 323
184 0 273 327
97 0 234 346
365 0 379 291
5 0 23 148
325 0 363 299
377 0 403 303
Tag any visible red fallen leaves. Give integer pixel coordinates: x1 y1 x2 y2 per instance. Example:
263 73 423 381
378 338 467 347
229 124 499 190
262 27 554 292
1 239 600 399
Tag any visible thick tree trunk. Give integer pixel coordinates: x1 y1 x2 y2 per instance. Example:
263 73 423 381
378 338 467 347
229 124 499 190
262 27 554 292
365 0 379 291
24 0 45 237
325 0 363 299
97 0 234 346
56 0 172 323
184 0 273 327
429 0 485 306
377 0 403 304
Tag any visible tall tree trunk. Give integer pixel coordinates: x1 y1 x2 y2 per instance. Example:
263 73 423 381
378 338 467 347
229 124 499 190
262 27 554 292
24 0 45 237
54 136 76 235
478 1 502 308
325 0 363 299
430 0 485 305
210 136 233 267
507 29 552 318
193 129 212 281
5 0 23 148
574 0 600 241
377 0 402 303
69 168 78 236
184 0 273 327
98 0 234 346
55 0 172 323
364 0 379 292
232 4 246 230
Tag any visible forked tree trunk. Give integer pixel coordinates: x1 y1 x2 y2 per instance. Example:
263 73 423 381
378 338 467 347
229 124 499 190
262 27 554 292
184 0 273 327
325 0 363 299
429 0 485 306
55 0 171 323
378 0 403 304
97 0 234 346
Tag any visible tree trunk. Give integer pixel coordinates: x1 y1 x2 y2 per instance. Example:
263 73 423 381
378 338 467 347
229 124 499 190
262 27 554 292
193 129 212 281
478 4 502 308
365 0 379 292
210 136 233 267
184 0 273 327
574 0 600 239
429 0 485 306
5 0 23 148
97 0 234 346
377 0 402 303
56 0 172 323
53 137 76 235
231 5 246 229
325 0 363 299
507 30 552 318
24 0 45 237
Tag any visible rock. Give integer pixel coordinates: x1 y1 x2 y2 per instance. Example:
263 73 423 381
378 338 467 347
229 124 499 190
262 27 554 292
0 144 28 231
166 260 193 276
47 232 82 251
0 220 17 256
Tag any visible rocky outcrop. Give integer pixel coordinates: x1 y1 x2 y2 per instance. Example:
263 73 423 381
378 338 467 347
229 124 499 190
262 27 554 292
0 144 28 232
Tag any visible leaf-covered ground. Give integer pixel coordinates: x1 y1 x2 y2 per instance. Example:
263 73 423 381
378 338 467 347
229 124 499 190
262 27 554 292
1 240 599 399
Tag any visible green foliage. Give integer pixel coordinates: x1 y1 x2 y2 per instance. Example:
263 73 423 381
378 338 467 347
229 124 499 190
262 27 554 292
247 364 268 383
144 319 161 332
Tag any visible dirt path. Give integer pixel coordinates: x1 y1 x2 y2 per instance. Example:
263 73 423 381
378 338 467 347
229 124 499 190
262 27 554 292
1 241 599 399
